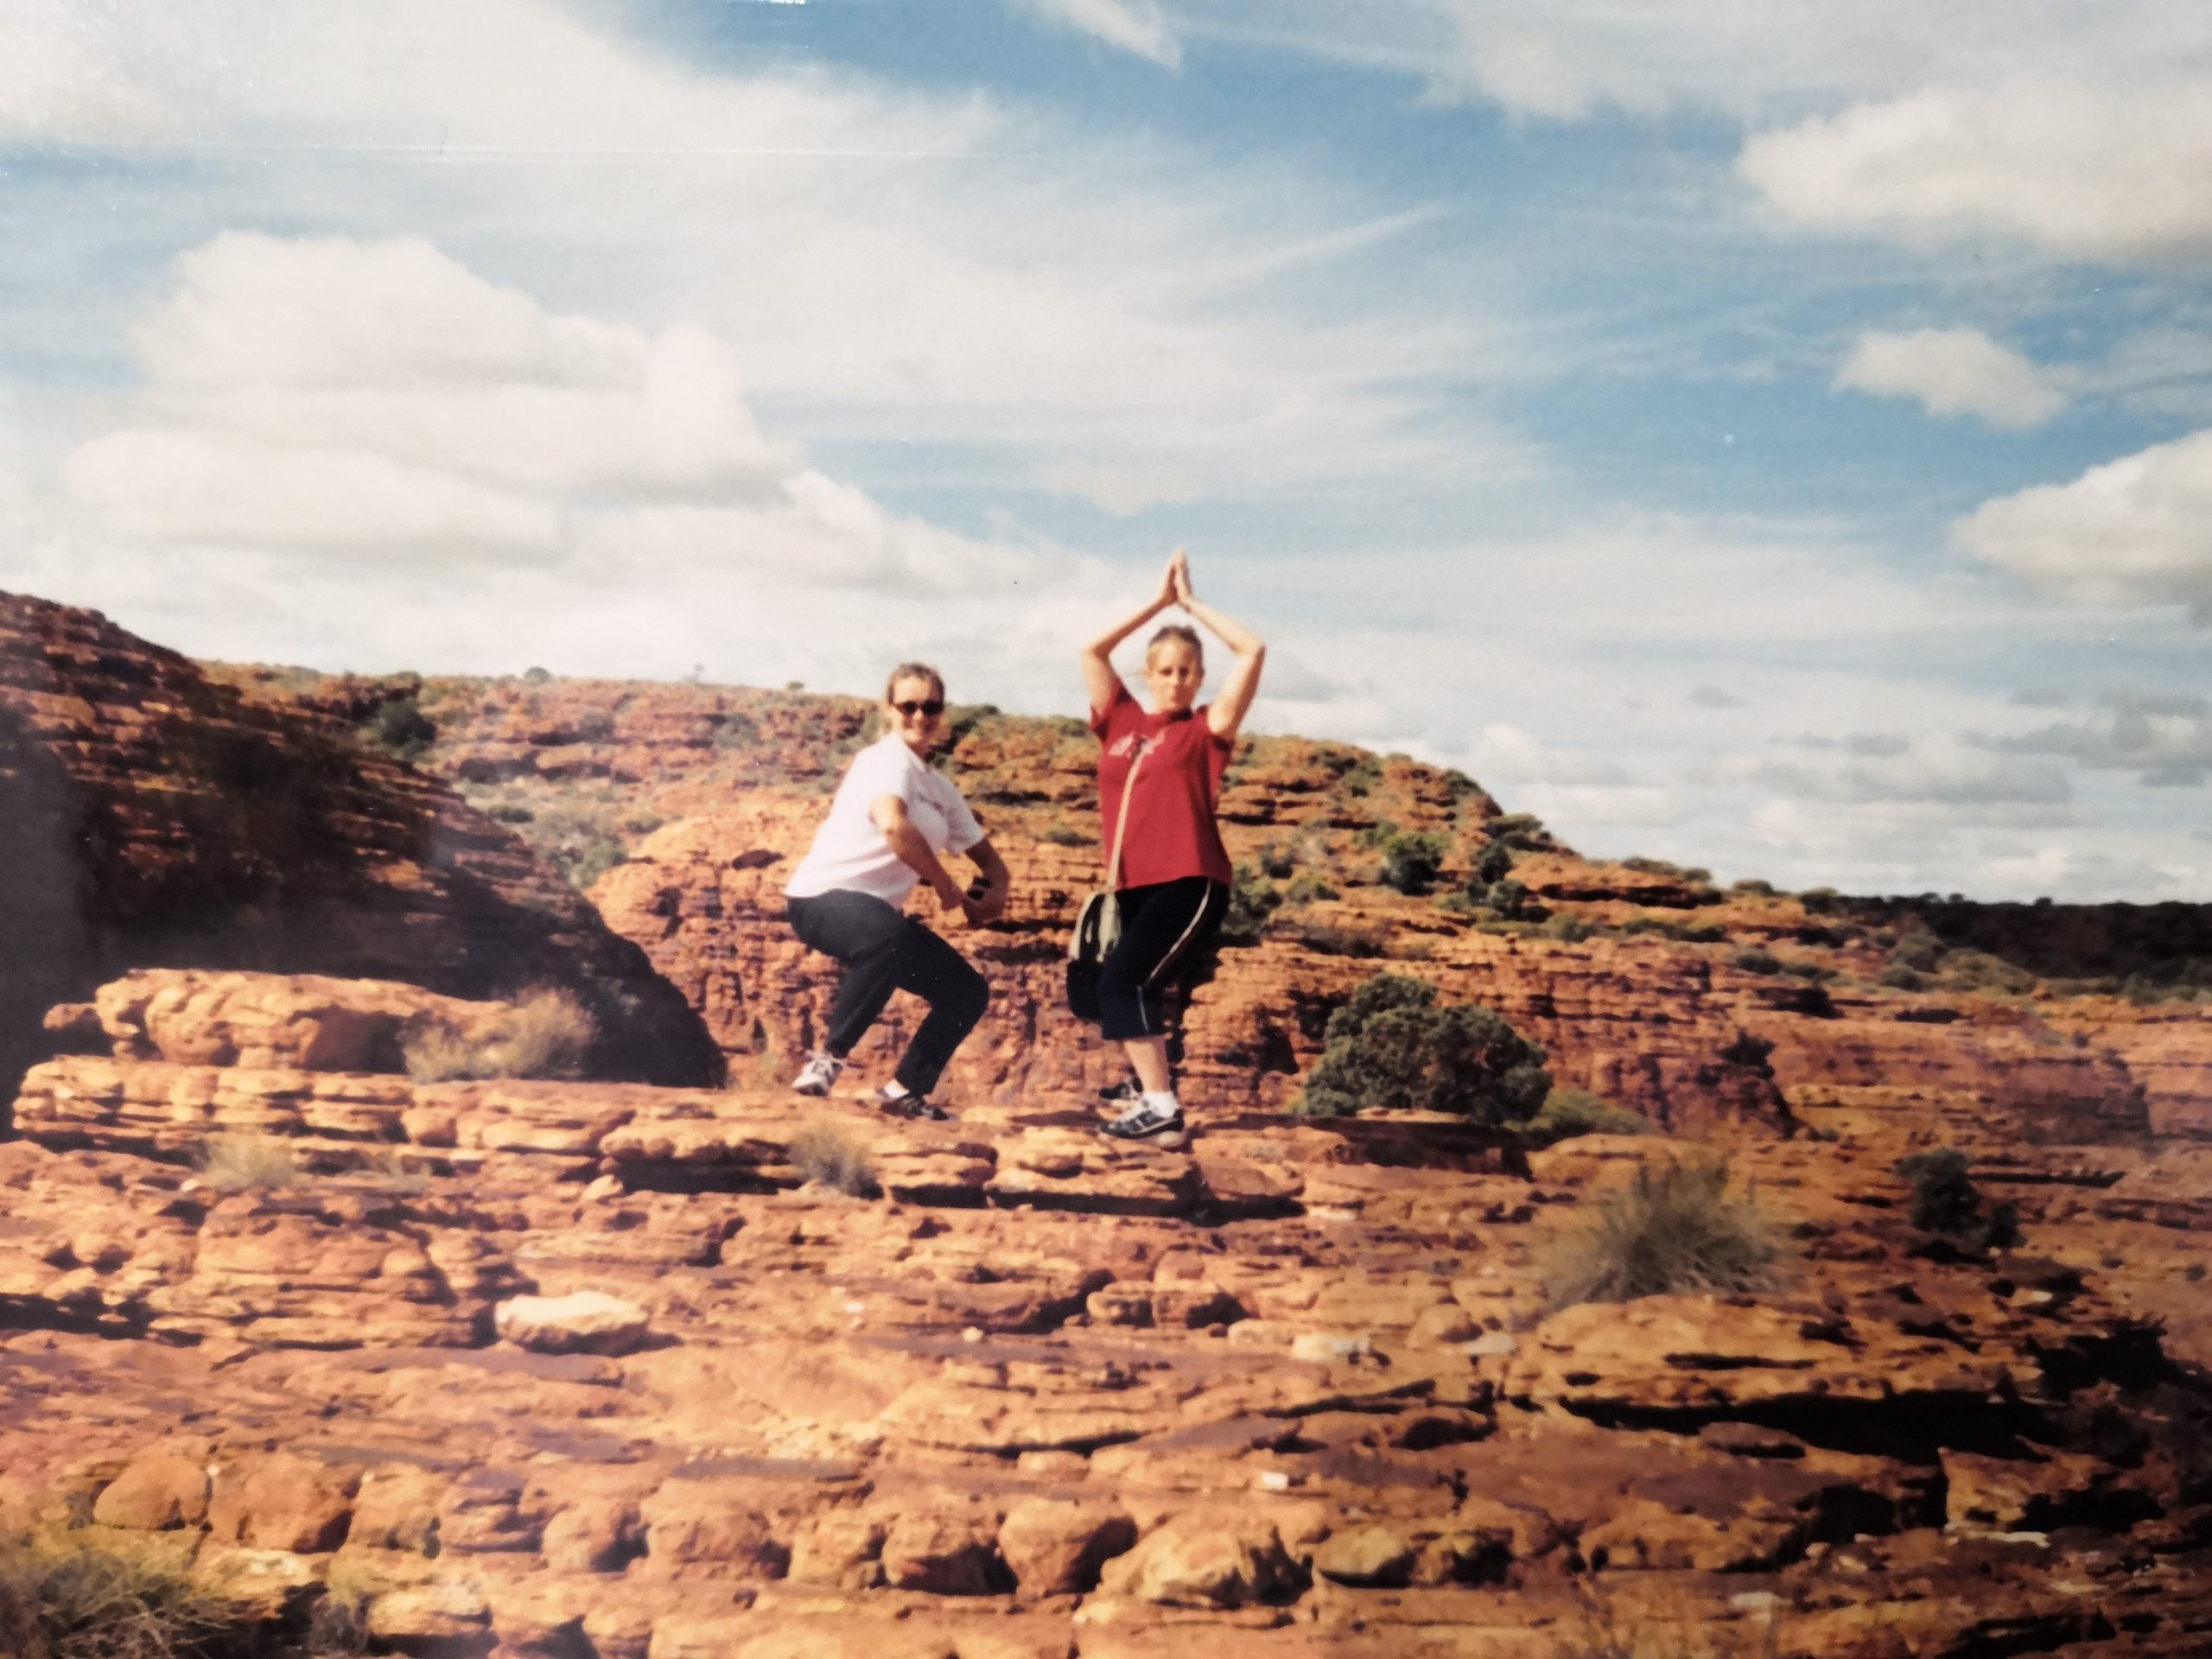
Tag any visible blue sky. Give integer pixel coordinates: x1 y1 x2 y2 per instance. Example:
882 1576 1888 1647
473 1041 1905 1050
2 0 2208 899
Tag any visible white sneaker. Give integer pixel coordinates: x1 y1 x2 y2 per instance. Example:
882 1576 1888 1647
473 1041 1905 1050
1100 1096 1188 1149
792 1051 845 1097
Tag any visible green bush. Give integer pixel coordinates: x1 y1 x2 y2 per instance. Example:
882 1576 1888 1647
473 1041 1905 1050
1798 886 1841 914
363 694 436 763
1523 1088 1657 1143
1219 863 1283 946
1295 974 1550 1126
1896 1149 2022 1251
1486 812 1553 851
1730 878 1776 896
1539 913 1593 943
1878 963 1923 990
1731 949 1781 975
1379 831 1448 895
1474 842 1515 886
1538 1158 1789 1309
1281 871 1338 906
1256 842 1297 880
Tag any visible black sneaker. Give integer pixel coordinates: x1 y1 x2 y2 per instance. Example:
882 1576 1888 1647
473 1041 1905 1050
1100 1098 1187 1149
863 1084 953 1122
1097 1076 1143 1104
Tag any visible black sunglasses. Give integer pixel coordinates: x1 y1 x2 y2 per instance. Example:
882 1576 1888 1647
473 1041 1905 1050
893 699 945 718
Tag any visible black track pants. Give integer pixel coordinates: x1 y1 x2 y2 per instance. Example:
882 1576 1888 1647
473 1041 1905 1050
1096 876 1227 1043
786 890 989 1096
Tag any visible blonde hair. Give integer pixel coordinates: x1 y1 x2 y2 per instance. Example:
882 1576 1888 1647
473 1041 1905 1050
884 662 944 702
1145 626 1203 670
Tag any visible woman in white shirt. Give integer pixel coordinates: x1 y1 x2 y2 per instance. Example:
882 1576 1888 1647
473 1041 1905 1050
783 663 1010 1120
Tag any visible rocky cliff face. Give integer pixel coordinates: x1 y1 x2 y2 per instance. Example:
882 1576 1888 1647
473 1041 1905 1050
0 593 722 1113
3 620 2209 1655
4 969 2212 1657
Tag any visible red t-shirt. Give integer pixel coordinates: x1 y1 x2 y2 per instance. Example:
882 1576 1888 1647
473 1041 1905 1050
1090 683 1235 890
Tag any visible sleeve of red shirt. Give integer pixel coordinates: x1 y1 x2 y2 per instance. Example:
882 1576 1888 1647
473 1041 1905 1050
1089 680 1137 739
1198 703 1236 753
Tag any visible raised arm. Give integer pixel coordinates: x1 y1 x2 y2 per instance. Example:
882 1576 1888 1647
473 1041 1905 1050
1174 554 1265 741
1079 556 1181 717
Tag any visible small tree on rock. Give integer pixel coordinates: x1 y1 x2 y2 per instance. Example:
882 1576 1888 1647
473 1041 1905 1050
1297 973 1551 1127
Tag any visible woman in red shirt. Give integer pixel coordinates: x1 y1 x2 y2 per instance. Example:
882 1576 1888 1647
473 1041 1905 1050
1079 550 1266 1147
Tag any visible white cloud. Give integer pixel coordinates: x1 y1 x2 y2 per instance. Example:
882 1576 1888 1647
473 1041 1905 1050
1038 460 1199 516
1728 734 2072 808
1835 327 2069 429
61 232 1048 594
1957 429 2212 615
1465 722 1630 788
1010 0 1183 67
1741 81 2212 263
2 1 1506 509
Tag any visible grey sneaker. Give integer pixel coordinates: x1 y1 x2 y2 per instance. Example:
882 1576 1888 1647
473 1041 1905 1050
1097 1076 1144 1105
792 1051 844 1097
1100 1097 1187 1149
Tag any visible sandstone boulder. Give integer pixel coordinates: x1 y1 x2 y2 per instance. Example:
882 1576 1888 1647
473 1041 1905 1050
496 1290 653 1356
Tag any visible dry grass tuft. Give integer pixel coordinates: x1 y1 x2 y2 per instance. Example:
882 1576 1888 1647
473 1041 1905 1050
403 987 596 1083
1537 1156 1789 1311
348 1146 429 1195
0 1528 258 1659
790 1120 878 1198
195 1134 302 1193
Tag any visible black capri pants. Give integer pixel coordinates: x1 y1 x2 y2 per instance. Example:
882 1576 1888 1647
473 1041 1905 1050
1096 876 1228 1043
786 890 989 1097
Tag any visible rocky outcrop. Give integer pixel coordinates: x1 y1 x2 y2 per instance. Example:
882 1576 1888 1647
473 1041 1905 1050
5 1000 2212 1656
0 591 721 1114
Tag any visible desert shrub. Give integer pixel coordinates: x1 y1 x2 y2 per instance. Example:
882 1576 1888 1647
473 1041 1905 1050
1285 918 1389 958
1878 963 1923 990
569 837 629 889
404 988 597 1083
1040 822 1093 847
620 813 664 837
0 1526 264 1659
486 804 534 825
1780 959 1837 982
1353 817 1398 850
1896 1149 2022 1251
522 665 553 684
1538 1157 1789 1309
1487 811 1553 851
1295 974 1550 1125
1731 948 1781 975
790 1121 877 1198
1451 878 1530 920
1621 855 1680 876
1281 871 1338 906
1730 878 1776 896
197 1134 302 1193
362 693 435 763
1798 886 1840 914
1473 841 1515 886
1538 913 1593 943
1379 831 1449 896
1889 931 1943 972
1256 842 1297 880
1219 864 1283 946
1522 1088 1658 1144
1936 949 2037 995
710 713 760 751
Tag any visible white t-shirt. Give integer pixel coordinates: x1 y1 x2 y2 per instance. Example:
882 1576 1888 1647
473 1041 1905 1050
785 734 986 904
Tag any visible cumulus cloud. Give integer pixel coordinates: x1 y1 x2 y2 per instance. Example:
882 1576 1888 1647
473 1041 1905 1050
1733 734 2071 808
1956 429 2212 615
1836 328 2069 429
62 233 1046 593
1465 723 1632 788
1009 0 1182 67
1741 81 2212 263
1688 684 1744 709
1986 692 2212 788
